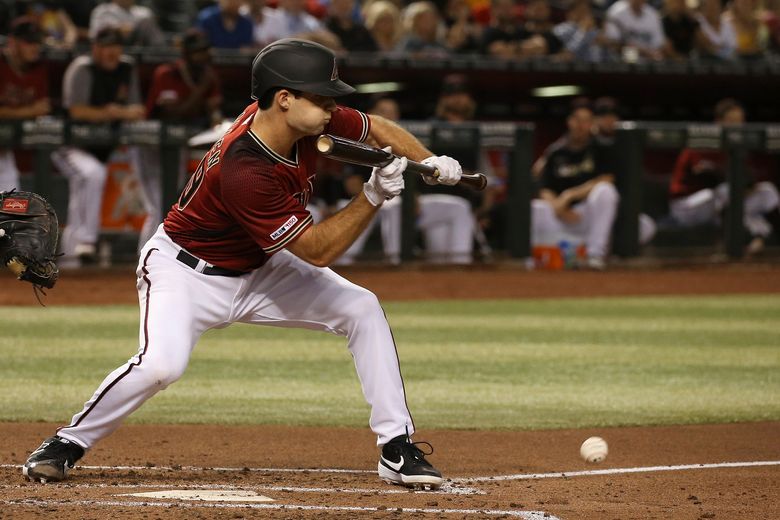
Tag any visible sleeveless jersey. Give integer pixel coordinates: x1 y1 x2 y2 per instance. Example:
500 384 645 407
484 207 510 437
163 102 370 272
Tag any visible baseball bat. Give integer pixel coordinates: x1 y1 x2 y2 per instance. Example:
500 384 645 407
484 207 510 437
316 134 488 191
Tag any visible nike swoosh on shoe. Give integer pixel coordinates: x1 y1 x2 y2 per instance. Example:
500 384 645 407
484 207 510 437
380 455 404 472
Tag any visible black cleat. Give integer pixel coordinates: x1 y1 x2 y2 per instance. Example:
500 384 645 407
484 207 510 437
23 436 84 483
378 433 443 490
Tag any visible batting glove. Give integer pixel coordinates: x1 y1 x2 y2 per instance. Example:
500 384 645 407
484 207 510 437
363 147 407 206
421 155 462 186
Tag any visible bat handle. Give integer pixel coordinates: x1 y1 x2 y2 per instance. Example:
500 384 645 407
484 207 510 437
404 161 488 191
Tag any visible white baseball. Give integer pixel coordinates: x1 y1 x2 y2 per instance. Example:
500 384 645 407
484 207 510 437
580 436 608 463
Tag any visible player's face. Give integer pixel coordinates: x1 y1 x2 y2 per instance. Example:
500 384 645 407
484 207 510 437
567 108 594 142
287 92 337 135
719 108 745 126
93 44 123 71
14 39 42 64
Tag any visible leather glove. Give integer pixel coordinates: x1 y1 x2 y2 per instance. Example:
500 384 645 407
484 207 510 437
421 155 462 186
363 147 407 206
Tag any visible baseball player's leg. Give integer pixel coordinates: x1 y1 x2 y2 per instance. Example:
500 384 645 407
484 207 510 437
0 150 21 191
131 146 162 252
743 181 780 238
530 198 566 245
237 249 414 445
581 181 619 259
639 213 657 245
418 194 474 264
669 187 722 227
51 147 108 258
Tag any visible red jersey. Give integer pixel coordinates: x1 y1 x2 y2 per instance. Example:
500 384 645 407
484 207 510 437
164 102 370 272
0 53 48 108
145 60 221 120
669 148 727 199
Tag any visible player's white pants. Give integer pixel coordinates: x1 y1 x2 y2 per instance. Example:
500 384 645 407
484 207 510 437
51 147 107 256
56 225 415 450
0 150 20 191
336 194 475 265
669 182 780 238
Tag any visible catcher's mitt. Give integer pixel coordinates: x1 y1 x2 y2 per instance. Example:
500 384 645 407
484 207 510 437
0 190 59 290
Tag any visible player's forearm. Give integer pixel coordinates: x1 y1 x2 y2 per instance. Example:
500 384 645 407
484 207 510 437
287 193 379 267
367 114 433 162
68 105 114 122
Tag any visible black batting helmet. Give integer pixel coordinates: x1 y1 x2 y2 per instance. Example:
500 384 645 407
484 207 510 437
250 39 355 101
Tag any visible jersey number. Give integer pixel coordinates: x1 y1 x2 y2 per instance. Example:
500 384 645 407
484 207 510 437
178 158 205 210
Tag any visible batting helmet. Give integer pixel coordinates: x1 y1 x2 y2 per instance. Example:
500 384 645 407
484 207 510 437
250 39 355 101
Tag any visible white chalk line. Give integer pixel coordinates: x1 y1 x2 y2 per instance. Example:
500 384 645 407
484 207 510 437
452 460 780 483
0 463 372 474
0 498 558 519
0 481 483 496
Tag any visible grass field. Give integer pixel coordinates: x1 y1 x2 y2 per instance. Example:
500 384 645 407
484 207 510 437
1 295 778 430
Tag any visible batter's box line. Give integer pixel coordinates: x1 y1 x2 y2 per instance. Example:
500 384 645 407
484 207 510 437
451 460 780 483
1 498 559 519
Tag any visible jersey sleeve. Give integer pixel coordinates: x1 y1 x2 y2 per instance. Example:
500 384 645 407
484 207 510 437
324 106 370 143
220 153 313 255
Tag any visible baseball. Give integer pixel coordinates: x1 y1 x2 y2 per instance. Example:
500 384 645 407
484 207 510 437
580 436 608 463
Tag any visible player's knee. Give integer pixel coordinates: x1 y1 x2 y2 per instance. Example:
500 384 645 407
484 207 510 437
136 358 187 389
755 181 779 209
591 182 619 205
342 287 382 325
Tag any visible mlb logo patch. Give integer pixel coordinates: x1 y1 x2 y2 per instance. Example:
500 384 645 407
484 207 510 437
271 215 298 241
2 198 29 213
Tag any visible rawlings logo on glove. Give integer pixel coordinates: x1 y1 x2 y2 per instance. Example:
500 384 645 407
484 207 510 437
0 190 60 295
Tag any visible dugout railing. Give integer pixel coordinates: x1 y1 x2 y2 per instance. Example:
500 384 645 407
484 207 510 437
1 119 776 263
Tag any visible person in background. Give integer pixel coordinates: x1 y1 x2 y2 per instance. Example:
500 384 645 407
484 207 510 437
0 17 49 191
668 98 779 256
695 0 737 60
89 0 164 46
442 0 482 53
661 0 702 59
52 27 145 265
364 0 403 53
140 28 223 253
553 0 609 62
480 0 525 58
398 1 451 57
196 0 254 49
252 0 339 49
723 0 768 59
605 0 665 61
516 0 564 58
326 0 379 51
60 0 98 44
592 96 620 145
23 1 78 49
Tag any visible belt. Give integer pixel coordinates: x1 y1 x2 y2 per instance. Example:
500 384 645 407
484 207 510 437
176 250 244 277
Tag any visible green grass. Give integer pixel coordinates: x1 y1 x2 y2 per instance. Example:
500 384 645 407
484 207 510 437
1 295 778 430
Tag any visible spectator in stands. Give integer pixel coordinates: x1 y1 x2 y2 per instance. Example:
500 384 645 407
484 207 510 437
0 17 49 191
398 1 451 57
196 0 253 49
363 0 402 53
516 0 564 58
60 0 98 44
326 0 379 51
241 0 277 48
695 0 737 60
661 0 702 59
250 0 339 49
24 1 78 49
89 0 164 46
140 28 222 252
592 96 620 145
531 100 621 269
724 0 768 59
442 0 482 53
52 27 145 265
553 0 608 62
605 0 665 61
668 98 779 256
480 0 526 58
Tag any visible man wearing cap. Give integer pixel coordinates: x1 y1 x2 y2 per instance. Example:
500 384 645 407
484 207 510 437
52 27 146 264
24 38 461 491
137 29 223 252
0 17 50 191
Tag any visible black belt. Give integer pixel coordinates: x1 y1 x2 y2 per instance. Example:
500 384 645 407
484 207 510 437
176 250 244 277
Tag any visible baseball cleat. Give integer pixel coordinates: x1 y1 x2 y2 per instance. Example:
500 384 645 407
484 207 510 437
378 433 443 490
23 436 84 483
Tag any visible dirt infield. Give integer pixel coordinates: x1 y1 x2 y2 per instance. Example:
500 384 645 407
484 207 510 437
1 264 779 519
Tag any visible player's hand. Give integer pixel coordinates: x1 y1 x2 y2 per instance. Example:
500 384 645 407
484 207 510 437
421 155 462 186
363 147 406 206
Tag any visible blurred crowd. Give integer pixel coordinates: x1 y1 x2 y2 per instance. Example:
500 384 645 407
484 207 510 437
0 0 779 61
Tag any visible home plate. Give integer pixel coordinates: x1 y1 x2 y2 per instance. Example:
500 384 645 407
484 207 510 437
120 490 274 502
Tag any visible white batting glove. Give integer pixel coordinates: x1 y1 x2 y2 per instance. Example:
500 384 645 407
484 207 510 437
363 147 407 206
421 155 462 186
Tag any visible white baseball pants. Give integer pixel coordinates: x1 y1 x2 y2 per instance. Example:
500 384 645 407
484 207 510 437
51 147 108 257
0 150 20 191
670 182 780 238
56 225 415 450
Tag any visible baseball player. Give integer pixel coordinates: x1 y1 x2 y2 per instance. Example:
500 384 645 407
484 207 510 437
52 27 145 264
669 98 780 255
23 38 462 490
0 17 50 191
